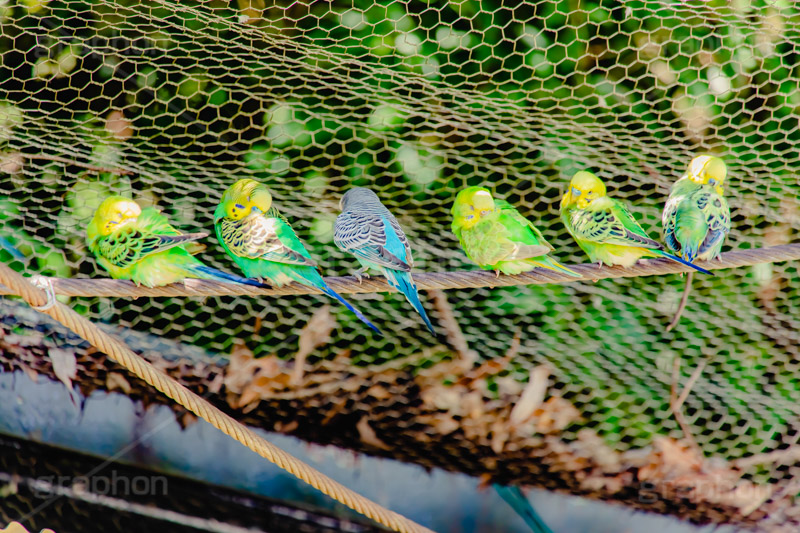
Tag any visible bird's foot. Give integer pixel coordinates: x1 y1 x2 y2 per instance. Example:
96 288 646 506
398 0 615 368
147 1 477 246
494 269 501 278
354 268 370 284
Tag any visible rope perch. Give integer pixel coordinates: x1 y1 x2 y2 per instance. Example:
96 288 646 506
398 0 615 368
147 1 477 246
0 263 435 533
1 243 798 298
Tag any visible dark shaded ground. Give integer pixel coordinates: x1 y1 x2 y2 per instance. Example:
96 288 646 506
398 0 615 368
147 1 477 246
0 434 386 533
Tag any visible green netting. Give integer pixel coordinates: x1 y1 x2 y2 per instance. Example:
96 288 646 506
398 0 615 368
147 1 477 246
2 0 800 518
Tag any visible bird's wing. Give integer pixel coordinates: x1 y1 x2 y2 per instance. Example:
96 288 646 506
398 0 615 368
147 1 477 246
218 208 317 266
96 225 204 269
697 189 731 255
463 216 519 266
494 200 555 254
570 197 662 249
334 211 411 271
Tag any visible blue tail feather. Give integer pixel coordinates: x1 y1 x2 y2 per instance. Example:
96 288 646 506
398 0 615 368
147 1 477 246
657 250 713 276
0 237 24 260
391 270 435 335
192 265 271 288
493 485 553 533
320 285 382 335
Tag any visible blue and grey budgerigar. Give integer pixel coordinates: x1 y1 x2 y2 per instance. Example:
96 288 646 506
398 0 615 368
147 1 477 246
334 187 436 335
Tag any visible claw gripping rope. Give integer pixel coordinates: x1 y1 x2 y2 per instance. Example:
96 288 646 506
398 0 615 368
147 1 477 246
0 263 435 533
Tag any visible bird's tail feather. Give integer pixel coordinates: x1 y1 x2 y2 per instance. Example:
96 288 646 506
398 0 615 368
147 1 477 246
319 285 381 335
529 255 582 278
0 237 24 260
191 264 271 288
657 250 713 275
389 270 435 334
493 484 553 533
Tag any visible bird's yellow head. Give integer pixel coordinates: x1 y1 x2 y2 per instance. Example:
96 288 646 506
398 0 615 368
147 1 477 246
562 171 607 210
88 196 142 239
215 179 273 222
686 155 726 194
451 186 496 230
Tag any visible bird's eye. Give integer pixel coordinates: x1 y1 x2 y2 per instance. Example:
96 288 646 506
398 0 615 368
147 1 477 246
480 210 489 216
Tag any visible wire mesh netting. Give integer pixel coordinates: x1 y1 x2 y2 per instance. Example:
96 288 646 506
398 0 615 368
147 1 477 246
2 0 800 527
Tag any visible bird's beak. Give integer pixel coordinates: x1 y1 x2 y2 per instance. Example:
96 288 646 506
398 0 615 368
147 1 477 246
708 178 718 187
571 187 581 197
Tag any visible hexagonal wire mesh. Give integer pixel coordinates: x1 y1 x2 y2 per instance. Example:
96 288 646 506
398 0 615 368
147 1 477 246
1 0 800 520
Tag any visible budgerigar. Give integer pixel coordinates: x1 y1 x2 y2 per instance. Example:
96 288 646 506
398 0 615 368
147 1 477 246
0 236 24 259
662 155 730 330
334 187 435 334
451 186 580 278
560 171 711 275
87 196 266 288
214 179 380 334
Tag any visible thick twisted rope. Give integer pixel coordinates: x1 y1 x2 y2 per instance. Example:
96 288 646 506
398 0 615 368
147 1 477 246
1 243 798 298
0 263 435 533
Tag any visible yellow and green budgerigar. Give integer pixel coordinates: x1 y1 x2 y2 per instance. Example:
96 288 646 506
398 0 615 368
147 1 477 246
214 179 380 334
662 155 730 330
560 171 712 274
87 196 266 288
451 186 580 278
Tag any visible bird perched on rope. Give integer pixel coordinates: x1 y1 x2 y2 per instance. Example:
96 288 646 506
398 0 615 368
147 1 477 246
560 171 711 275
214 179 380 334
451 186 580 278
662 155 730 331
87 196 265 288
334 187 435 334
0 236 24 260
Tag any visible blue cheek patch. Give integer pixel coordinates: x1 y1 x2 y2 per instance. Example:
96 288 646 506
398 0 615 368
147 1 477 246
235 203 244 209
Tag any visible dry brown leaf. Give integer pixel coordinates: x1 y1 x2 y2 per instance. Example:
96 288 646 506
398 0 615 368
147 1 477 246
224 341 258 394
49 348 78 404
0 152 23 174
365 384 392 400
105 110 133 140
534 396 581 434
224 342 293 408
105 372 131 394
20 363 38 384
356 416 390 450
292 305 336 386
431 415 460 436
420 384 464 412
463 391 485 421
1 522 55 533
177 411 198 429
274 420 299 433
490 418 509 454
456 352 515 387
509 365 550 426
